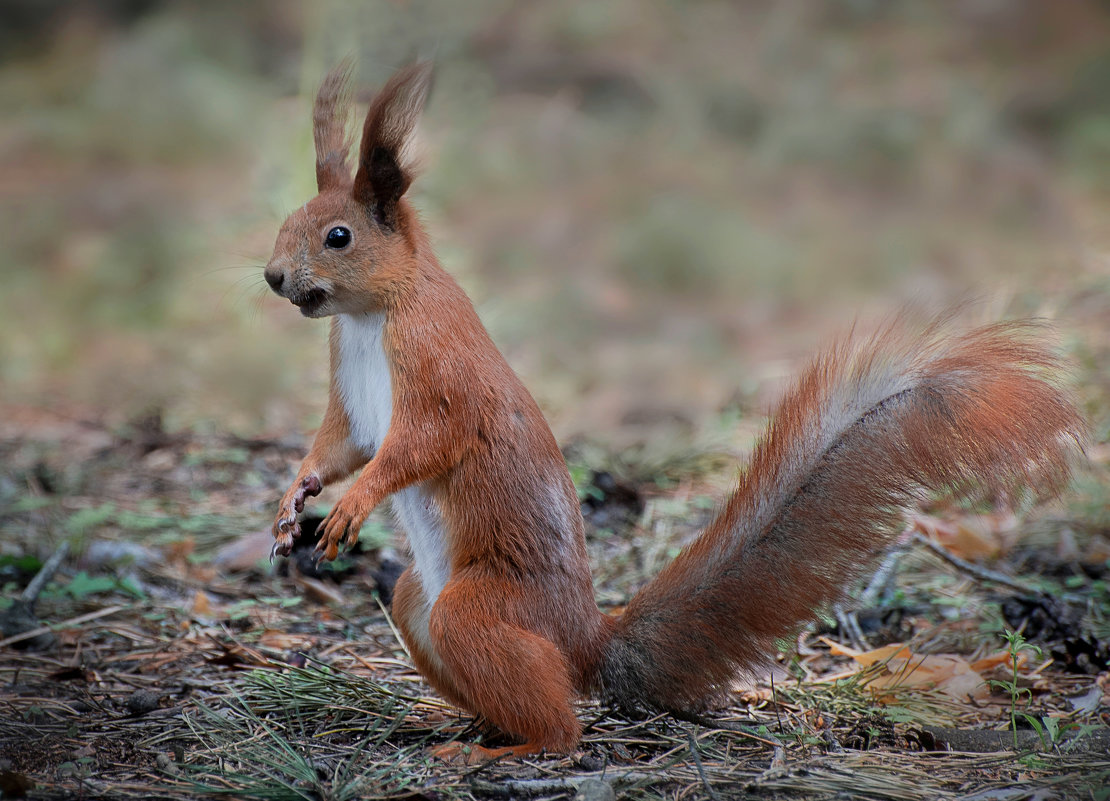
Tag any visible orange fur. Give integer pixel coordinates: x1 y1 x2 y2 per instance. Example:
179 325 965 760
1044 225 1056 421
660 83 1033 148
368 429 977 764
262 63 1085 757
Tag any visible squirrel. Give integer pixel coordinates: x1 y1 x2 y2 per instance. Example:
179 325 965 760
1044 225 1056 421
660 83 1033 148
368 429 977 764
262 62 1084 762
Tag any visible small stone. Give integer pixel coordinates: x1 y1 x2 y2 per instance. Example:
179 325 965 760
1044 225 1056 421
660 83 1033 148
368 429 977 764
141 448 177 471
574 777 616 801
124 690 159 716
155 753 179 776
83 540 156 569
576 753 605 772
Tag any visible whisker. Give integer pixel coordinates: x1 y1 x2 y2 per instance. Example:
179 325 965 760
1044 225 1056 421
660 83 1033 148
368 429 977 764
250 285 271 324
216 271 269 317
198 262 266 279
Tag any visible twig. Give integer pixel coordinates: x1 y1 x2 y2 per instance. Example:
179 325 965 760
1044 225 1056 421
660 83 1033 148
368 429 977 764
21 541 70 607
834 525 915 649
760 746 787 780
374 592 411 661
0 604 128 648
686 728 720 801
580 705 614 737
859 534 914 606
470 771 650 797
912 532 1030 593
834 606 870 651
770 674 784 735
670 709 783 748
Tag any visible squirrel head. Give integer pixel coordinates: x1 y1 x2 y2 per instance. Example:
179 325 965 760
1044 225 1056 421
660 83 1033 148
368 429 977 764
264 61 433 317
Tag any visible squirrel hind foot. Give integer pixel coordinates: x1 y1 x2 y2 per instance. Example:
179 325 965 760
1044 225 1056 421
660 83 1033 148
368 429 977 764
429 741 546 765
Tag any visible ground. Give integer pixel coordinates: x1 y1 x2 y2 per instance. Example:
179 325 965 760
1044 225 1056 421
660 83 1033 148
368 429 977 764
1 405 1108 800
2 2 1110 799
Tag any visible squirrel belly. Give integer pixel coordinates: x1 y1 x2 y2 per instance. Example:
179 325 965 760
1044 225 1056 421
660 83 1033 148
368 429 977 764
263 61 1085 758
334 312 451 608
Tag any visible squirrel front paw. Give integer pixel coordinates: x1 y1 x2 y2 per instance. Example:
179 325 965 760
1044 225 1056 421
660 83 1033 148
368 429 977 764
271 474 322 560
314 493 371 562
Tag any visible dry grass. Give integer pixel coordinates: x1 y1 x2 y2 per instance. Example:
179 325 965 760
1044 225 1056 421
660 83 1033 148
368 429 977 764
2 421 1108 799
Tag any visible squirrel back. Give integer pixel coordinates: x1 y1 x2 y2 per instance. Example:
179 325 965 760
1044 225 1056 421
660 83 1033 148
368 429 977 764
601 318 1082 711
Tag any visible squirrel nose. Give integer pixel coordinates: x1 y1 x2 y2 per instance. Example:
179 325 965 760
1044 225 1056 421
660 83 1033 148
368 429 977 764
264 265 285 292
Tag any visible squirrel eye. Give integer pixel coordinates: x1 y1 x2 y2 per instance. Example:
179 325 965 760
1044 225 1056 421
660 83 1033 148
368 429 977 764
325 226 352 249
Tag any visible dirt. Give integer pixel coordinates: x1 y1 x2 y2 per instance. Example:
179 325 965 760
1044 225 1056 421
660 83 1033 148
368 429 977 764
1 413 1108 799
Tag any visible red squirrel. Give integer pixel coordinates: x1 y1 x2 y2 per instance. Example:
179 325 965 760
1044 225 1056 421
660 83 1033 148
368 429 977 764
262 62 1084 761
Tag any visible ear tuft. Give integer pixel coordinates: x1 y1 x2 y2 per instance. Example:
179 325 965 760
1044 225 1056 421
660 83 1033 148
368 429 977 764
352 61 434 227
314 59 356 192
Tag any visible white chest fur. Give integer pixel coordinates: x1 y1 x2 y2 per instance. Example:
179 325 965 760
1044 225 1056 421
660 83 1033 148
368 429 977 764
335 314 450 608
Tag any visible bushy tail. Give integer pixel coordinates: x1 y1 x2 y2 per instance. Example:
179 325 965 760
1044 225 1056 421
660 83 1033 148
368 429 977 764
599 318 1084 711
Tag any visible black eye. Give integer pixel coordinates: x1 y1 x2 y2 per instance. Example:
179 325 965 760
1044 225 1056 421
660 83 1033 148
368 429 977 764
325 226 351 249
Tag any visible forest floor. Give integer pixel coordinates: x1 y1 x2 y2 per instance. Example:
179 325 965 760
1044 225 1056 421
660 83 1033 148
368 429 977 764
4 4 1110 798
1 405 1107 801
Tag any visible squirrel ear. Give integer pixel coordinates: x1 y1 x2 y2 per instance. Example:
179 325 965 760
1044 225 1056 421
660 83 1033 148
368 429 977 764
351 61 433 228
314 60 355 192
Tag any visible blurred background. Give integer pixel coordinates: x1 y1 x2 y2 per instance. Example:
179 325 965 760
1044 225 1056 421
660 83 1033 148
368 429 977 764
3 0 1109 456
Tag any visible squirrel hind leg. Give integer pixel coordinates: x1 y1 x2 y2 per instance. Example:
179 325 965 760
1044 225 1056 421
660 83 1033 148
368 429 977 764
427 577 582 754
392 567 469 705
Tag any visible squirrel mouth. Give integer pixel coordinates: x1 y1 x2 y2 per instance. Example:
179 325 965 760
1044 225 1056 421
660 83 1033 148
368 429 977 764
292 288 329 317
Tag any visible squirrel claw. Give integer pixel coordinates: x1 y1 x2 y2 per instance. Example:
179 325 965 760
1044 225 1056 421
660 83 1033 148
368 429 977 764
315 498 366 563
342 526 361 550
312 539 339 564
270 473 322 562
271 532 295 562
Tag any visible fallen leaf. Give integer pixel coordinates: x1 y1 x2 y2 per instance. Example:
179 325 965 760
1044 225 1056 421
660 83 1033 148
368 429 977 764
258 629 316 651
166 537 196 563
1068 684 1104 715
206 640 270 669
969 650 1026 674
948 519 1002 560
880 653 988 701
1084 536 1110 565
293 575 345 606
192 590 218 618
828 640 912 666
913 512 1017 560
213 528 276 573
831 639 989 701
